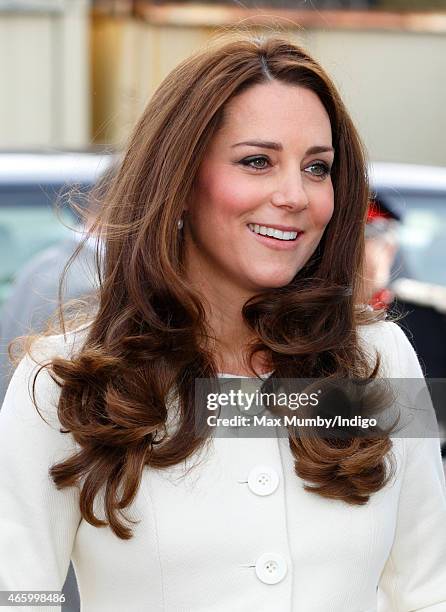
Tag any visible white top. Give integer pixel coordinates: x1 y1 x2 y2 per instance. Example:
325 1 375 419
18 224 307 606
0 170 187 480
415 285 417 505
1 320 446 612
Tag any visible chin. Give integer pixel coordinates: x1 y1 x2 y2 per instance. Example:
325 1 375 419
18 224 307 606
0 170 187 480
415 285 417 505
248 270 298 291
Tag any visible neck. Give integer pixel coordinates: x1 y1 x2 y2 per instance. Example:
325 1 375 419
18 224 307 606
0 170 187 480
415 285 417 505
185 256 271 376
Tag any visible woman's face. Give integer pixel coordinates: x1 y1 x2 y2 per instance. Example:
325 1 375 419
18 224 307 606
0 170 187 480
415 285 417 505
184 80 335 296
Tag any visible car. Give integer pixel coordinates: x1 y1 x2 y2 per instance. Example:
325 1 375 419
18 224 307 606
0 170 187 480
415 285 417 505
370 162 446 289
0 150 114 309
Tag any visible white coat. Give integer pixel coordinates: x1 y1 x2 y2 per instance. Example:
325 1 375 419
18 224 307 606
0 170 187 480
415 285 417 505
1 320 446 612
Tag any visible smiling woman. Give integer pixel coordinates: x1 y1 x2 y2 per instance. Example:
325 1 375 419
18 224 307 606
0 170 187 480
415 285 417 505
186 82 334 293
1 30 446 612
184 80 336 372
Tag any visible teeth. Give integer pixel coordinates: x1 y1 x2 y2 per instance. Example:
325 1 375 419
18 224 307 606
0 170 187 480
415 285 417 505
248 224 298 241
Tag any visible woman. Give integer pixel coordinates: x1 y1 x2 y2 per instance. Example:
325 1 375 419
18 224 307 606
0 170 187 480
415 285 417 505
1 33 446 612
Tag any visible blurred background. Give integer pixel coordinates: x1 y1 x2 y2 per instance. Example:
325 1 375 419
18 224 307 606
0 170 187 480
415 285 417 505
1 0 445 155
1 0 445 609
3 0 445 389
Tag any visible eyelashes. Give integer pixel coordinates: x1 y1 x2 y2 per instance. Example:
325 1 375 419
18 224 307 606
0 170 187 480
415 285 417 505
238 155 332 179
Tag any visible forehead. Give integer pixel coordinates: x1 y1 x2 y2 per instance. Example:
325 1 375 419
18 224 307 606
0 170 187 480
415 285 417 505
219 80 332 145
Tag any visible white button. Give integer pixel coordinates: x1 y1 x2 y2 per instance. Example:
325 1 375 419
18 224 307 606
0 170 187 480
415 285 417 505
247 465 279 496
255 552 288 584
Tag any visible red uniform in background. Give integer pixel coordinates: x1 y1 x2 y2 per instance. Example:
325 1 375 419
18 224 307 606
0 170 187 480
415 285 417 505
365 199 400 310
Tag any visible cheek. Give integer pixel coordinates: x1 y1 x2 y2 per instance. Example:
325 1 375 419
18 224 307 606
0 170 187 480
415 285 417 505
311 187 334 230
195 164 257 222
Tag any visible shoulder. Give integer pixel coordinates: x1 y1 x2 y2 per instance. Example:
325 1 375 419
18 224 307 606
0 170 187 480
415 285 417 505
356 319 424 379
1 324 91 426
27 323 91 364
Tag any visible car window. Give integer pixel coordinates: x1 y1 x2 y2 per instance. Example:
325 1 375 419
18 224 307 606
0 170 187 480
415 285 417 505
0 185 78 307
382 192 446 287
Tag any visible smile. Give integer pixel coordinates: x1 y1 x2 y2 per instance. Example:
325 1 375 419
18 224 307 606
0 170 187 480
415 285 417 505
247 224 299 241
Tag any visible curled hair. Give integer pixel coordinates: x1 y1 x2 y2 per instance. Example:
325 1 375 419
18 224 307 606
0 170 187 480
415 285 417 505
24 30 396 539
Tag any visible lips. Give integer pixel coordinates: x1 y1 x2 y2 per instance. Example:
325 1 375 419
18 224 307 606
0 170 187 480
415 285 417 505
245 223 305 252
249 223 302 232
247 223 302 241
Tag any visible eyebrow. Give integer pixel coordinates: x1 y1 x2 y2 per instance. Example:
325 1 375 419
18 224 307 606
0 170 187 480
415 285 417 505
231 140 335 155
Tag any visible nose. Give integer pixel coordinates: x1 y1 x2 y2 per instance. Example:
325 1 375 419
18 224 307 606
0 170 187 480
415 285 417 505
271 168 309 211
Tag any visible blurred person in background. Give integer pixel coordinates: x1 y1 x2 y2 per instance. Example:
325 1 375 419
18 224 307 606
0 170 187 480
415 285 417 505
1 33 446 612
363 198 446 377
363 198 446 463
0 202 100 406
363 197 401 311
392 275 446 380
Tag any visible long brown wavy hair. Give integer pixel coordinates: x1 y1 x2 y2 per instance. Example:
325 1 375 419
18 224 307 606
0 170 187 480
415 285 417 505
24 31 397 539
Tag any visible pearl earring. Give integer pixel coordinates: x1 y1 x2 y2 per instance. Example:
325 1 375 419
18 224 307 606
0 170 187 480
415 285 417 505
177 217 184 230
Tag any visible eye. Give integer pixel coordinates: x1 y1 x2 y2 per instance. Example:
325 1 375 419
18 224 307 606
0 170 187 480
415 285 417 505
238 156 332 179
305 161 332 179
239 155 271 171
